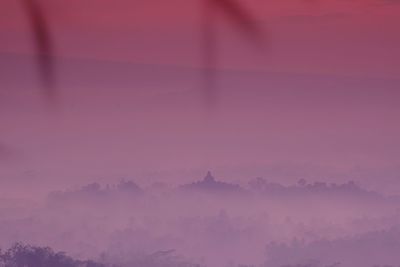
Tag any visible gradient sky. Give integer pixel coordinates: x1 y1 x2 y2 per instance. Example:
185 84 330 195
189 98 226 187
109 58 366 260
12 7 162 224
1 0 400 197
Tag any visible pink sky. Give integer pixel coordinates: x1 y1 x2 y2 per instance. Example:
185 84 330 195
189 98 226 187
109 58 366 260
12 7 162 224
1 0 400 197
1 0 399 76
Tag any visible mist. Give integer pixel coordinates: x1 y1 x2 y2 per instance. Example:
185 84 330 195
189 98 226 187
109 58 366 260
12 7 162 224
1 172 400 267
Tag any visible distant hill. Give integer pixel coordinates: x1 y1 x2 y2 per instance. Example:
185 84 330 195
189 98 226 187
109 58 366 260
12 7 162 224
248 177 384 200
48 179 143 202
46 172 390 201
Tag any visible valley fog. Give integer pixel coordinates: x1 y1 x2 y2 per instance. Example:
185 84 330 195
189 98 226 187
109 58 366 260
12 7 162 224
1 172 400 267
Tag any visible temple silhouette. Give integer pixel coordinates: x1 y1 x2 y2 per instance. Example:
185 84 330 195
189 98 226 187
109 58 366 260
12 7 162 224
180 171 244 193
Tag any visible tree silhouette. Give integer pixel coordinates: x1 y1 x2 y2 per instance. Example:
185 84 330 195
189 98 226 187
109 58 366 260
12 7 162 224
0 243 104 267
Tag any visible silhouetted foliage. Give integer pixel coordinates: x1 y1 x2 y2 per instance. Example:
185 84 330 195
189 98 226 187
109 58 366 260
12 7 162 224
48 179 143 202
21 0 56 102
0 243 104 267
248 177 381 199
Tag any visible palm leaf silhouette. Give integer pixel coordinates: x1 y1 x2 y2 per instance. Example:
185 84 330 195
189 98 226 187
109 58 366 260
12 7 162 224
22 0 55 102
209 0 263 42
20 0 264 107
202 0 264 107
